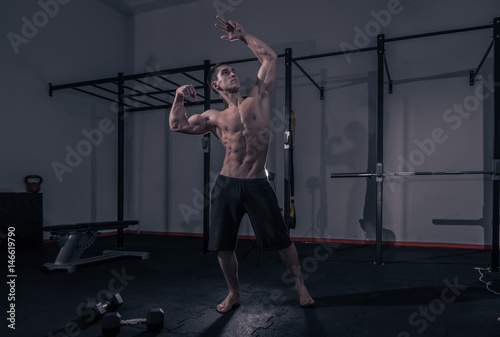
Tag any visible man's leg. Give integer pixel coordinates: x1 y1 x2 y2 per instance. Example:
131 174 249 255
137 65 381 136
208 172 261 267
217 250 242 313
279 243 315 307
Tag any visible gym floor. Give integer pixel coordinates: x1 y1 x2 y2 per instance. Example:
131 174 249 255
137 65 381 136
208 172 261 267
5 234 500 337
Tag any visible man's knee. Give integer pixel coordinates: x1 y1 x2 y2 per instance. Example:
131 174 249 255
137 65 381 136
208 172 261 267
279 242 294 253
218 250 235 259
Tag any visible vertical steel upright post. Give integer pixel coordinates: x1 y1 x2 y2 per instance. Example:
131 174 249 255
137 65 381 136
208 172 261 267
117 73 125 248
284 48 293 229
492 18 500 272
203 60 212 253
375 35 385 265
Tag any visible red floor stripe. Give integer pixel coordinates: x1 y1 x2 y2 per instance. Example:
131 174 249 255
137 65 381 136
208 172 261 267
43 230 492 250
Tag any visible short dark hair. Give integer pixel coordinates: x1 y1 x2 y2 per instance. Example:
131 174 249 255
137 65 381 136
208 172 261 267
207 63 230 95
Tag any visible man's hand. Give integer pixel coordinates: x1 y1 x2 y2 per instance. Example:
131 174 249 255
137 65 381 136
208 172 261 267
176 84 197 101
215 15 245 41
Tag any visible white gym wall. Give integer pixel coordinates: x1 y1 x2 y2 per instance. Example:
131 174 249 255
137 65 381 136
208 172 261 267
130 0 496 246
1 0 133 236
1 0 498 247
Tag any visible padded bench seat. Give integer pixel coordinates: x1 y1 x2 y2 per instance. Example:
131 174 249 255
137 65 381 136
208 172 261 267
42 220 149 273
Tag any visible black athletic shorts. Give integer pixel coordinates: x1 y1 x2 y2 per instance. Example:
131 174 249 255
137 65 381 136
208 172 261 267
208 174 292 252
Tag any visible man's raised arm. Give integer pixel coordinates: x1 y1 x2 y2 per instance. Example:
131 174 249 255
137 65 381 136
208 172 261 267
215 16 277 95
169 84 213 135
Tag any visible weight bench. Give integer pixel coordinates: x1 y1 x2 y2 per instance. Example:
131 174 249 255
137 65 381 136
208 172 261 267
43 220 150 273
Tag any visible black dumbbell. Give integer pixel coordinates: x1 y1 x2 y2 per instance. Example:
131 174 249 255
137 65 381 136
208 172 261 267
101 308 164 337
83 293 123 324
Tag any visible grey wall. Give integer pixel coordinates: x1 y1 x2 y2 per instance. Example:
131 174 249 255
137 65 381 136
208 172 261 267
129 0 498 246
2 0 498 246
1 0 132 238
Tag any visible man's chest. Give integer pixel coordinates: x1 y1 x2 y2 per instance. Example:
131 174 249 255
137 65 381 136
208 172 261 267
217 101 268 133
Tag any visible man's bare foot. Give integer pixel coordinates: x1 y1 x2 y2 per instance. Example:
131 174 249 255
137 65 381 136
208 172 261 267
296 285 315 307
216 293 241 313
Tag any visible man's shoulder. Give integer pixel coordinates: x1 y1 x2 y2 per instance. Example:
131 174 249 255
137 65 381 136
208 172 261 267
202 108 224 127
203 108 222 116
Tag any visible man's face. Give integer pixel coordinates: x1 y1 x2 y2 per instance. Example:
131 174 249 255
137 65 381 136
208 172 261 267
215 65 240 93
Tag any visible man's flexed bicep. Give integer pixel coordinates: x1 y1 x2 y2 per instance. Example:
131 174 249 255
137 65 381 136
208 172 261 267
169 84 214 135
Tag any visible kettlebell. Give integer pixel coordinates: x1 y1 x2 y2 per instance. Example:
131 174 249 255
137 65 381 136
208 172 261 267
24 175 43 193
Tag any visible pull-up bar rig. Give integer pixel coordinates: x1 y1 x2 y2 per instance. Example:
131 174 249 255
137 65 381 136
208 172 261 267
50 17 499 270
320 18 499 270
287 19 499 269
